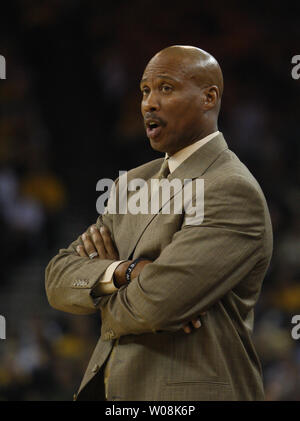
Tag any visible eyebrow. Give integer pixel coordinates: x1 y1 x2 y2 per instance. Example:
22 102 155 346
140 74 179 85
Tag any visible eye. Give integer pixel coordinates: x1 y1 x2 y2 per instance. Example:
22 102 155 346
161 84 173 94
141 86 150 96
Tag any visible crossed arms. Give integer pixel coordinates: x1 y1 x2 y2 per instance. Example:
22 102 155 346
45 175 266 340
76 224 202 334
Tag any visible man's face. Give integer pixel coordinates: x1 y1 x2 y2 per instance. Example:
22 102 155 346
140 53 206 156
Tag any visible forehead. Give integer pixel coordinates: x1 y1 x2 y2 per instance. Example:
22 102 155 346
141 54 191 83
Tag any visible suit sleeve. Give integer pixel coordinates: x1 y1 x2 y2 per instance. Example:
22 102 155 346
99 175 268 340
45 212 117 315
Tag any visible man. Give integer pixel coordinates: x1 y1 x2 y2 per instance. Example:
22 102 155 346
45 45 273 401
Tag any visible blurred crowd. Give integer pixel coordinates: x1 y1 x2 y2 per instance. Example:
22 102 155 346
0 0 300 400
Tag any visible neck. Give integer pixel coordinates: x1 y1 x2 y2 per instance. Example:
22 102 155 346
167 125 218 156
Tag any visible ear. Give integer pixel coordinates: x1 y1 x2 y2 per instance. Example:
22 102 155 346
202 85 219 110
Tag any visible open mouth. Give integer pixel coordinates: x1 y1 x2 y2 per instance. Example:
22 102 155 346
148 122 159 130
146 121 163 139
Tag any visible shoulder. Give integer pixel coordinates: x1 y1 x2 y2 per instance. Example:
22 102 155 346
205 148 265 199
112 157 164 187
201 148 271 234
126 157 164 180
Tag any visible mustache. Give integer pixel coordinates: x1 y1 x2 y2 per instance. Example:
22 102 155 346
144 113 167 127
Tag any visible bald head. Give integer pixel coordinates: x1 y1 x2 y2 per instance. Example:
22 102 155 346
147 45 223 98
140 45 223 155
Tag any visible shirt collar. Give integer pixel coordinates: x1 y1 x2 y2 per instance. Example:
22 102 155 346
166 131 220 174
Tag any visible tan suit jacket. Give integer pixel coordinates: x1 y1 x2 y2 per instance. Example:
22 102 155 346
45 133 273 401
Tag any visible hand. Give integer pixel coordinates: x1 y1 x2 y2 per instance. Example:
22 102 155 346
76 225 119 260
183 314 206 334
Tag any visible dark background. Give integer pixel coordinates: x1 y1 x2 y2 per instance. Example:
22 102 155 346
0 0 300 400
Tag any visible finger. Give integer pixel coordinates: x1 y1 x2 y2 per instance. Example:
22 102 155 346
89 226 107 259
191 319 201 328
82 233 98 258
99 226 119 259
76 245 88 258
183 325 192 334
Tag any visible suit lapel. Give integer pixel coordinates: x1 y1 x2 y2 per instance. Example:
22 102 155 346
168 133 228 181
125 133 228 259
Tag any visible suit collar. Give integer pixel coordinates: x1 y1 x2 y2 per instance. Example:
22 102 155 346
168 132 228 181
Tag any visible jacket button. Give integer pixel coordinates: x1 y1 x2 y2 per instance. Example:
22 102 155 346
107 329 115 339
91 364 100 373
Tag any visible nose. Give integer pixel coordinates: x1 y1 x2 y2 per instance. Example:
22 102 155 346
142 91 160 113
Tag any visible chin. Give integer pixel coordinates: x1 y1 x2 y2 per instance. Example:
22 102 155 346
149 139 167 154
149 137 174 155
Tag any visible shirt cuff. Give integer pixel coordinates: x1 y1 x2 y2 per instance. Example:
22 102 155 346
93 260 126 296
